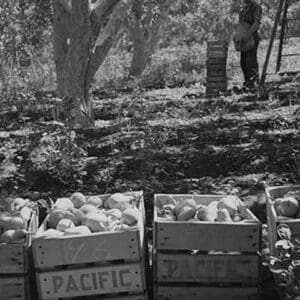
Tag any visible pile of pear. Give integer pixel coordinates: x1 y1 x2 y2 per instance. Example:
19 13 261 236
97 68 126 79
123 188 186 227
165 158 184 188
157 195 249 223
0 197 35 243
273 190 300 219
37 192 140 238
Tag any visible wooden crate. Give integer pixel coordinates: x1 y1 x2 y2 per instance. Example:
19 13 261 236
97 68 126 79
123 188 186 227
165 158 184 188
266 185 300 256
155 285 259 300
32 191 148 300
0 275 29 300
0 210 38 300
206 82 227 89
206 76 227 83
153 194 261 290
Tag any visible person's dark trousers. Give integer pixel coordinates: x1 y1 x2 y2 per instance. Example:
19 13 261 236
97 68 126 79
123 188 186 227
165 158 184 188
240 41 259 88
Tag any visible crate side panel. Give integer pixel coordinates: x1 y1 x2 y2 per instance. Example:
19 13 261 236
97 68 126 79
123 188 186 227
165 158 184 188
266 193 279 257
155 221 260 252
37 263 145 299
0 243 26 274
0 276 26 300
155 286 259 300
155 253 259 285
33 230 140 269
60 294 147 300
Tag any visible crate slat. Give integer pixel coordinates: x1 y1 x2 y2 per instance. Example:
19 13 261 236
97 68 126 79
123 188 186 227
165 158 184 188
33 230 141 269
155 221 260 252
206 76 227 82
0 244 26 274
52 294 147 300
155 285 259 300
37 263 145 299
207 52 227 59
206 82 227 89
155 253 259 285
0 276 27 300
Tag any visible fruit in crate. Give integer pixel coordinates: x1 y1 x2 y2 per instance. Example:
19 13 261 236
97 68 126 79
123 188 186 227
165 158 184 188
284 190 300 201
216 208 232 222
0 196 36 243
104 193 134 209
54 198 74 210
0 229 27 243
278 196 299 218
43 192 141 236
87 195 103 207
156 195 250 223
64 208 84 226
80 204 98 214
196 206 215 222
177 206 196 221
121 208 139 226
174 198 197 216
84 212 107 232
48 209 66 229
217 195 240 217
273 191 300 218
70 192 87 208
56 219 75 232
64 225 91 236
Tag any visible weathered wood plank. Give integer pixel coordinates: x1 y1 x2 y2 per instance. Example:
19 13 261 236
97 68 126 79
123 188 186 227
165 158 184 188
55 294 147 300
206 76 227 82
33 230 141 269
155 221 260 252
206 82 227 89
154 194 261 252
37 263 145 299
207 51 227 58
0 244 26 274
155 285 259 300
0 276 26 300
155 253 259 285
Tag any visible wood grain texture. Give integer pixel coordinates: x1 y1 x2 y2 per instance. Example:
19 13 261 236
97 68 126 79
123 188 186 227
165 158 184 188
37 262 145 299
155 253 259 285
155 285 259 300
33 230 141 269
0 276 27 300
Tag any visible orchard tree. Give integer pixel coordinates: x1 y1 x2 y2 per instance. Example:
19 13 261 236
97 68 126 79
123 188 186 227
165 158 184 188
53 0 134 128
126 0 173 76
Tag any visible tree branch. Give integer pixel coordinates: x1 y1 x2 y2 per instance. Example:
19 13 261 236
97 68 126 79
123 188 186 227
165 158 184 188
87 0 134 82
90 0 121 37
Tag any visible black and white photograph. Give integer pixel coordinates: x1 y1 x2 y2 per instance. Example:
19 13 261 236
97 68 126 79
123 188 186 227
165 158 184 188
0 0 300 299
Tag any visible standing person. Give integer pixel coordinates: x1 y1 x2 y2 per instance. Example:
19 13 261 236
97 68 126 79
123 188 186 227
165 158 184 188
238 0 262 90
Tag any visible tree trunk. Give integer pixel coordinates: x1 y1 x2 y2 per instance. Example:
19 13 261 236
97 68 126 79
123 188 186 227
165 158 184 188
130 39 150 76
53 0 133 128
128 0 173 77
